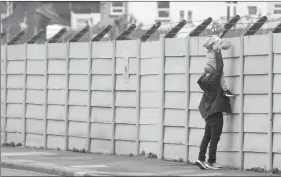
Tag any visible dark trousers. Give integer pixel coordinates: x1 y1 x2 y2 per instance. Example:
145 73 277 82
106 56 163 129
198 112 223 163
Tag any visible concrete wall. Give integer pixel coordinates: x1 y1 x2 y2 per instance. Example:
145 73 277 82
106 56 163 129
1 33 281 170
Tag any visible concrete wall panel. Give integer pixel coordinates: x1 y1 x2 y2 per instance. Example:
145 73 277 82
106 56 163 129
1 45 6 60
27 75 44 89
47 90 65 105
225 76 240 95
244 55 269 75
69 90 87 105
26 104 44 119
115 91 136 107
244 95 268 113
244 113 268 133
244 35 269 55
7 90 23 103
218 133 239 152
274 54 281 74
115 124 136 141
165 91 185 109
141 41 160 58
244 152 268 169
7 61 24 74
26 119 44 134
69 75 88 90
26 134 44 147
188 146 200 163
115 140 136 155
26 90 44 104
47 135 65 149
165 57 185 74
7 44 25 60
273 133 281 153
6 118 22 133
189 92 203 110
69 42 89 58
140 108 158 125
6 104 22 118
223 114 240 133
91 75 112 91
90 139 111 154
69 105 87 122
273 114 281 133
69 59 88 74
139 125 158 141
48 75 65 89
92 41 113 58
273 94 281 113
7 75 24 88
68 121 87 137
223 58 240 76
91 91 111 107
115 107 136 124
164 127 185 144
189 128 204 146
6 132 22 144
273 74 281 93
26 60 45 74
244 133 268 152
116 40 137 58
140 92 159 108
47 105 64 120
116 58 138 75
190 36 208 56
165 38 186 57
27 44 45 59
244 75 268 94
189 110 204 129
91 107 112 123
164 109 185 126
139 141 158 154
48 60 66 74
140 58 160 75
141 75 159 91
190 74 203 93
47 43 67 59
164 144 185 160
165 74 185 91
116 74 137 91
68 136 87 150
274 153 281 169
273 33 281 53
47 120 65 135
90 123 111 139
91 59 112 74
189 57 205 74
217 151 240 167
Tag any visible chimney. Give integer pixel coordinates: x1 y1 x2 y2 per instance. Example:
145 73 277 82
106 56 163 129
179 10 184 21
187 10 192 23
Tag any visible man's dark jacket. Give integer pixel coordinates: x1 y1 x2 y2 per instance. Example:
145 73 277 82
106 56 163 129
197 51 231 119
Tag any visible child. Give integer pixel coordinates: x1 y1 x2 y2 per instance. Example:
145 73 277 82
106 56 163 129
202 35 234 97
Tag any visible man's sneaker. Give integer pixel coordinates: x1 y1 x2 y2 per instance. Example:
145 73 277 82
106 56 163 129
223 89 235 97
195 160 207 170
205 163 221 170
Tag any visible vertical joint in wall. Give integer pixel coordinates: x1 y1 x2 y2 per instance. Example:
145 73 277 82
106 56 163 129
111 40 117 155
86 41 92 152
158 35 165 159
3 44 8 144
64 42 70 151
268 32 274 171
136 39 141 155
22 43 28 147
184 36 191 162
43 42 48 149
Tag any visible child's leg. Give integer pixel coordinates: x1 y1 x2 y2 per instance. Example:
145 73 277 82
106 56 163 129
220 72 228 91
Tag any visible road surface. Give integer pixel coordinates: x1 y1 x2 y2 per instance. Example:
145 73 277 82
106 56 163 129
1 168 52 176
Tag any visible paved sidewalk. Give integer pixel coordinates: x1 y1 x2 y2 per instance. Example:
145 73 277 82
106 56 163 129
0 147 276 176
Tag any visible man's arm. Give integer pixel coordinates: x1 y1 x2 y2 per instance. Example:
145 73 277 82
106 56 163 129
209 51 224 85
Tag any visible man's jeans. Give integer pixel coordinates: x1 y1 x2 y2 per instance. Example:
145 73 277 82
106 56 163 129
198 112 223 163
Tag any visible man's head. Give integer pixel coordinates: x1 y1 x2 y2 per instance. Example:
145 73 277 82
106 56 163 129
212 21 224 35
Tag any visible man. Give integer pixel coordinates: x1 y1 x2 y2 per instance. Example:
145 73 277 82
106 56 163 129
195 43 232 170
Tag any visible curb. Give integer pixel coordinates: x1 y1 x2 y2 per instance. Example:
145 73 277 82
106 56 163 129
1 162 112 176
